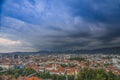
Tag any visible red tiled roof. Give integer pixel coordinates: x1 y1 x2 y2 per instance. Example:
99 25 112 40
17 77 42 80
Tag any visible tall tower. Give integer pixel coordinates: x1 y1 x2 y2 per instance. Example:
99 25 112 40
112 58 117 64
12 54 15 61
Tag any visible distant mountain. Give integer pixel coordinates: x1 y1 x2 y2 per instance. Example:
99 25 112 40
0 46 120 55
72 46 120 54
37 46 120 54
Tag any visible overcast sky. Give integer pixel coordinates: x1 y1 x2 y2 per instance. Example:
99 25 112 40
0 0 120 52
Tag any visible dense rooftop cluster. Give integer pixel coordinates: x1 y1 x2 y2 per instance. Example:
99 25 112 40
0 53 120 80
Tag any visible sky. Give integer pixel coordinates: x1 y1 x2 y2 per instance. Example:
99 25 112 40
0 0 120 52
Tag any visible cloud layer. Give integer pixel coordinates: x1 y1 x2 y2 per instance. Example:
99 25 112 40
0 0 120 52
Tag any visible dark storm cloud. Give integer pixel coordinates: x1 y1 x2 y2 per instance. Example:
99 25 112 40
46 26 64 32
95 25 120 43
50 41 90 50
66 0 120 24
0 0 120 52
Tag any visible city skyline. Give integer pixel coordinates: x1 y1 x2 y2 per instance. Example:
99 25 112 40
0 0 120 52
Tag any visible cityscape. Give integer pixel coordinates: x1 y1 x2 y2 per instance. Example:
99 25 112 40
0 49 120 80
1 0 120 80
